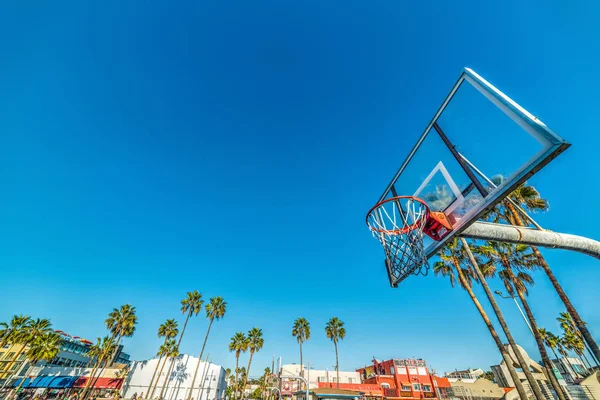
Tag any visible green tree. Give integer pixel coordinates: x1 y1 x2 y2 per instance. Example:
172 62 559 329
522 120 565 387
480 371 495 382
81 336 117 400
105 304 138 366
242 328 264 397
559 312 593 369
0 315 32 349
539 328 561 360
160 291 203 398
147 319 178 399
3 318 52 385
159 339 180 400
11 332 61 397
150 339 177 399
493 177 600 363
229 332 248 400
477 241 567 400
433 238 534 400
325 317 345 389
188 297 227 400
292 318 310 381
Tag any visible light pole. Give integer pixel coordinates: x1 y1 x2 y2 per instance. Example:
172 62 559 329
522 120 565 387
494 290 534 334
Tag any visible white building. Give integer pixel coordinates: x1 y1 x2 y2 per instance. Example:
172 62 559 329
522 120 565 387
279 364 360 394
122 354 226 400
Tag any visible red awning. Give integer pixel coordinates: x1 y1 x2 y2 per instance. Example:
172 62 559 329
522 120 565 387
73 377 123 389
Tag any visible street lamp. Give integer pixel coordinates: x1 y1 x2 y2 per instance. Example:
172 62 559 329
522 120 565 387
494 290 534 334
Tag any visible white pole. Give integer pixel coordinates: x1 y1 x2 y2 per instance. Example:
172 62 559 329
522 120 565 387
513 297 534 335
461 222 600 259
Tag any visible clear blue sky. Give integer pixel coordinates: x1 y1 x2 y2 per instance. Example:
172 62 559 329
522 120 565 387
1 0 599 376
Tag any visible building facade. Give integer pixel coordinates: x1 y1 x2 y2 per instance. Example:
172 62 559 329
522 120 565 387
279 364 362 397
550 357 590 384
122 354 226 400
356 358 451 400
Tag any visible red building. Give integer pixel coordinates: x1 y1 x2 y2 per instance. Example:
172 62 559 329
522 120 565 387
356 359 451 400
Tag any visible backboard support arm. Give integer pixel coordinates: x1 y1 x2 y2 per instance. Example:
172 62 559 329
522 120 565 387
461 222 600 259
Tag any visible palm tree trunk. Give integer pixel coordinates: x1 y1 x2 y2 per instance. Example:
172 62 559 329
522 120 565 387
151 356 169 399
579 352 592 371
146 354 164 399
234 355 239 400
197 353 212 400
334 341 339 389
177 313 191 350
160 357 177 400
503 261 568 400
107 334 122 367
187 319 214 400
506 202 600 364
299 341 303 388
90 336 121 393
81 355 103 400
450 253 530 400
243 351 255 398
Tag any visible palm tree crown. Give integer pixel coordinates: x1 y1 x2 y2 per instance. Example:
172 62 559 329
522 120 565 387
158 319 179 340
292 318 310 344
181 290 204 319
206 297 227 321
106 304 138 339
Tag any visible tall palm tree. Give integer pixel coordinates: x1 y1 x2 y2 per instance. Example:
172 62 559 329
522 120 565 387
10 332 61 398
477 241 567 400
81 336 117 400
539 328 561 360
292 318 310 381
2 318 52 383
229 332 247 400
153 339 178 400
147 319 179 399
187 297 227 400
149 339 177 399
434 239 532 400
325 318 345 389
105 304 138 365
494 176 600 363
242 328 264 397
562 330 591 370
0 315 31 349
160 291 203 398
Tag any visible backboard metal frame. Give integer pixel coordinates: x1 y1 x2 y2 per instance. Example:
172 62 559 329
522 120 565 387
378 68 570 261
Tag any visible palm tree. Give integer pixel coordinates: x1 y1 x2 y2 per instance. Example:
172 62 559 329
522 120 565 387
160 291 203 398
242 328 264 397
2 318 52 384
105 304 138 366
10 332 61 397
187 297 227 400
81 336 117 400
493 176 600 363
159 339 181 400
435 238 534 400
229 332 247 400
325 317 345 389
477 241 567 400
147 319 179 399
292 318 310 381
0 315 31 349
149 339 176 399
539 328 561 360
562 330 591 370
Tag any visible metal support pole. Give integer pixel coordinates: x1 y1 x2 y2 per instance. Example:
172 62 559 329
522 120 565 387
461 222 600 259
512 297 534 335
280 375 309 400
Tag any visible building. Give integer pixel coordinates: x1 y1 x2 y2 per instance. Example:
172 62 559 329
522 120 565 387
279 364 362 398
356 358 451 399
550 357 590 384
0 330 131 388
445 374 506 400
122 354 226 400
579 371 600 399
445 368 485 381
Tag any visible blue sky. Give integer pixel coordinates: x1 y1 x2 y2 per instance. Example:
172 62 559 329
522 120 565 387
1 0 599 376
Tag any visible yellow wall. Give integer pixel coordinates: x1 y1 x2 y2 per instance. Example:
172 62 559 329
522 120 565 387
0 343 29 379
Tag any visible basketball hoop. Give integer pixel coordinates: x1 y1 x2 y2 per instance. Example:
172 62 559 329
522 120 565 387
366 196 453 286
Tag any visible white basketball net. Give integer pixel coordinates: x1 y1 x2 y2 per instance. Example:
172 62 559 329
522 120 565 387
366 197 430 285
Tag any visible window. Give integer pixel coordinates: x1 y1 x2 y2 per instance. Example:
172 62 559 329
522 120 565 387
422 385 432 392
390 367 395 374
381 383 390 389
18 354 25 361
333 378 337 383
4 352 15 360
348 378 353 384
401 385 411 392
318 377 326 383
413 384 421 391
